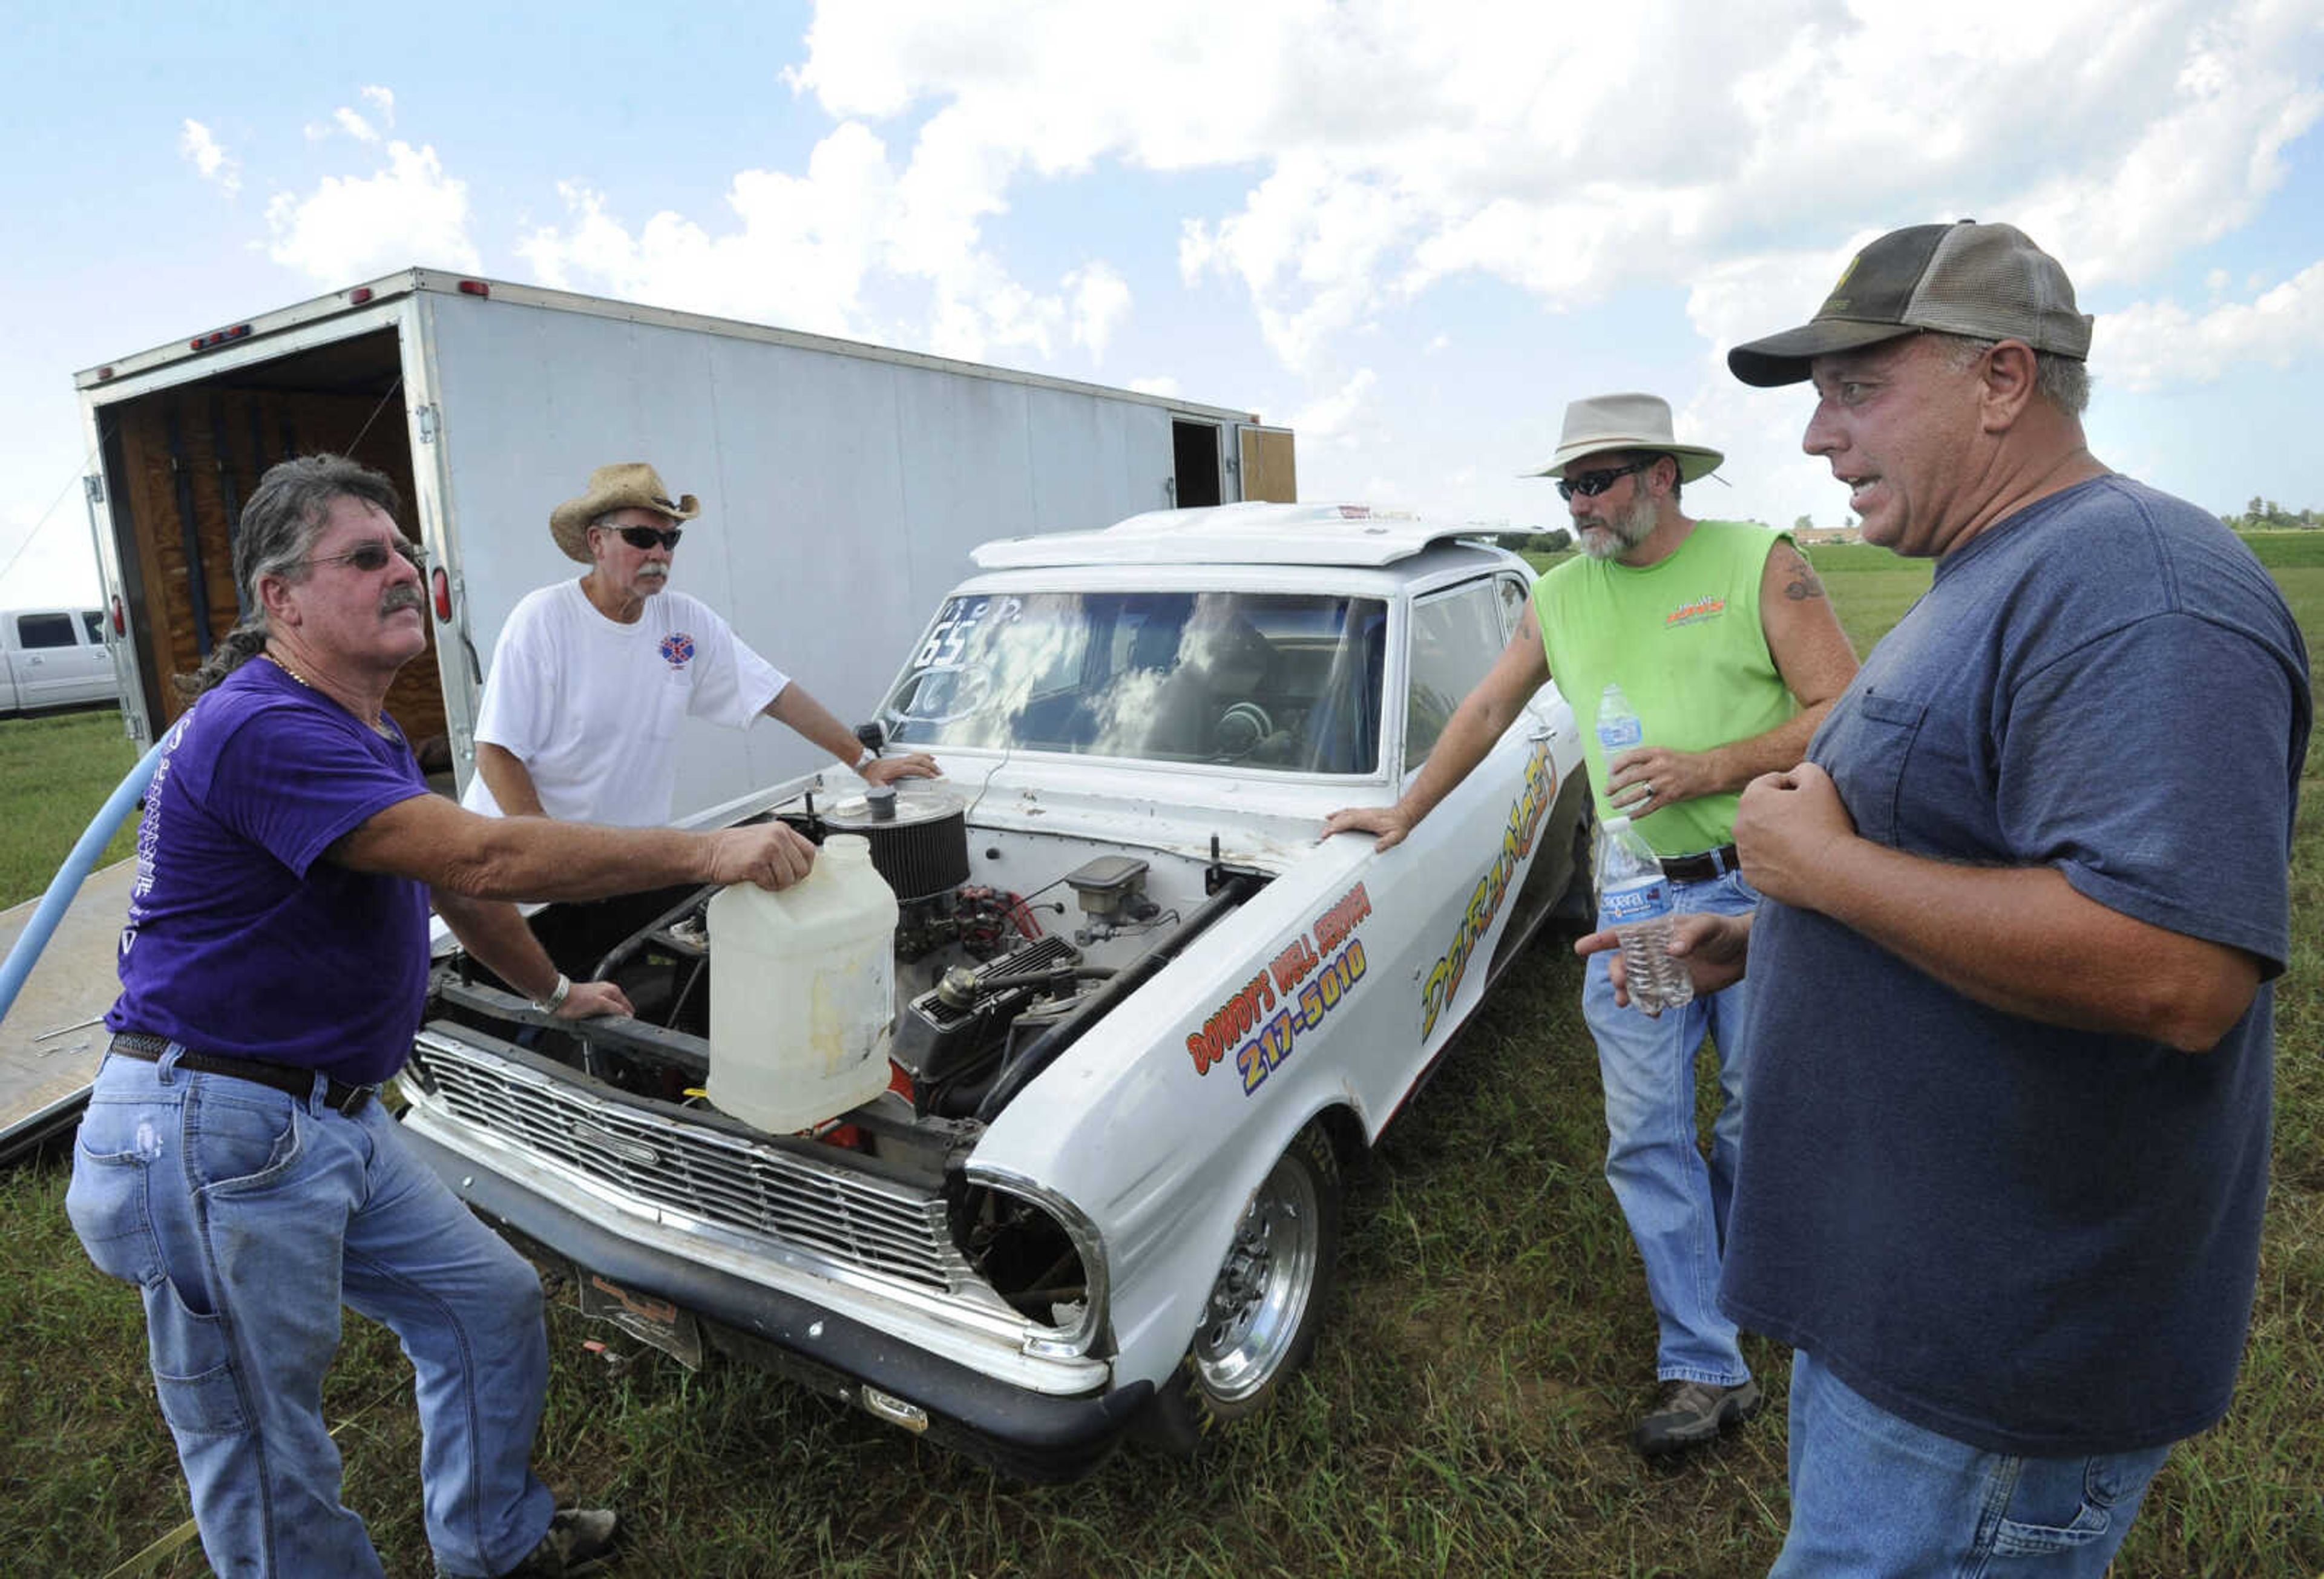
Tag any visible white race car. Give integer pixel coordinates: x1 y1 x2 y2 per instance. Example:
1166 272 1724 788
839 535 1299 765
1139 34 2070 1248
397 502 1592 1479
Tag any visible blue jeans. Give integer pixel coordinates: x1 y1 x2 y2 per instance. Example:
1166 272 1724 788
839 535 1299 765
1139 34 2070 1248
1583 865 1756 1386
65 1048 554 1577
1773 1350 2172 1577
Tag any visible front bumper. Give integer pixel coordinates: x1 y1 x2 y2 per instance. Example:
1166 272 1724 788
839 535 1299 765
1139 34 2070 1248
398 1121 1153 1482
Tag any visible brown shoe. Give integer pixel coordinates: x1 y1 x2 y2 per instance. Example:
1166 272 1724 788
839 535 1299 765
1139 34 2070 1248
501 1508 620 1576
1631 1377 1761 1456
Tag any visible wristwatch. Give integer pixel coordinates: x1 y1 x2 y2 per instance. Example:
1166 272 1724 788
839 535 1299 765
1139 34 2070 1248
532 973 572 1013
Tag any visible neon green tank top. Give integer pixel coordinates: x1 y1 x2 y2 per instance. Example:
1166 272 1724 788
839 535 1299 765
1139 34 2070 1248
1531 520 1794 857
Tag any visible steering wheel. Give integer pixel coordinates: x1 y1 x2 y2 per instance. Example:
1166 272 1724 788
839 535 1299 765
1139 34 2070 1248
1214 701 1274 760
896 665 993 726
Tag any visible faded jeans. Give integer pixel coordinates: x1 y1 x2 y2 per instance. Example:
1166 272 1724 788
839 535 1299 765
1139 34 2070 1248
1582 864 1756 1387
1773 1349 2173 1576
65 1047 554 1577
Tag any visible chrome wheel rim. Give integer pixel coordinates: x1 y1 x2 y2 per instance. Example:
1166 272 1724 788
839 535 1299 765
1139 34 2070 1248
1190 1149 1322 1402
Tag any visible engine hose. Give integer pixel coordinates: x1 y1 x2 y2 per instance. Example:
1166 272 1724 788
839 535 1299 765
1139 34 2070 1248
0 741 163 1025
973 871 1261 1122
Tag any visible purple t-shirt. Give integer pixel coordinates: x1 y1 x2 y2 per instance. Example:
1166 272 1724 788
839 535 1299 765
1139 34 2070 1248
107 658 433 1085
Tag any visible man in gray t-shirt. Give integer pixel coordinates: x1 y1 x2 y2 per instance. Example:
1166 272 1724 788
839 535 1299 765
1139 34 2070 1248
1587 222 2308 1573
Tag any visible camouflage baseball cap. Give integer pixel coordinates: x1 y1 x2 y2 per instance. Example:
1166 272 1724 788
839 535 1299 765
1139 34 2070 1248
1727 220 2093 387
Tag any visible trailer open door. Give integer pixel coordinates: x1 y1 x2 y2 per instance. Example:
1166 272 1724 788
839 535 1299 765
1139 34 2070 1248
1236 423 1298 503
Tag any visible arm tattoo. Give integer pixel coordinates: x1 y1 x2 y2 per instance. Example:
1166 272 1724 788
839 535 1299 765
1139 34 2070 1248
1777 543 1827 602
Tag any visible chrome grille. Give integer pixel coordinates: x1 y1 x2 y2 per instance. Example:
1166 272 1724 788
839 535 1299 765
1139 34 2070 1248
407 1031 968 1295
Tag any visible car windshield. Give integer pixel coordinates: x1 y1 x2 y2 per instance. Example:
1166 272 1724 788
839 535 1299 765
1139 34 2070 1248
878 590 1387 773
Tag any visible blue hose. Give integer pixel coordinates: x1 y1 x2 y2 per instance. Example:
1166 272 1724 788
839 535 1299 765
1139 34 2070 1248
0 741 162 1026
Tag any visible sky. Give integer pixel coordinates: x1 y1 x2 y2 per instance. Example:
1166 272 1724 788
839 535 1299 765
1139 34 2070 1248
5 0 2323 609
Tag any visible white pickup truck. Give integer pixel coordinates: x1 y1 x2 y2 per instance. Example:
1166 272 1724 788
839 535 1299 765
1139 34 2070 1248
1 608 118 717
394 502 1591 1480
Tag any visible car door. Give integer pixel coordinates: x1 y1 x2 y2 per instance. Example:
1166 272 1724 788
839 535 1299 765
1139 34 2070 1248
1384 573 1573 1049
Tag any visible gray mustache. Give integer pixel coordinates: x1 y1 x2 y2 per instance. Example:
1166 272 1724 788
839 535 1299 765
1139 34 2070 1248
381 586 425 614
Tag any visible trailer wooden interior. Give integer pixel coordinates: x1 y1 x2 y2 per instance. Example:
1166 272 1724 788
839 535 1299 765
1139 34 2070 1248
93 327 448 769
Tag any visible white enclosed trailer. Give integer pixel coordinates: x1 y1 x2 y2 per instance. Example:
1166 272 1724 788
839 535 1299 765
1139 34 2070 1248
71 269 1296 821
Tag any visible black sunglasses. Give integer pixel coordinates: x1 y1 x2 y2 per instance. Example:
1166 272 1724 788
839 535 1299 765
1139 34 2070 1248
300 538 422 573
611 525 683 551
1556 459 1655 501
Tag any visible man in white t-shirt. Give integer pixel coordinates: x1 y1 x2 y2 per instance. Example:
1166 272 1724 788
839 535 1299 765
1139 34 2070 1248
464 462 938 827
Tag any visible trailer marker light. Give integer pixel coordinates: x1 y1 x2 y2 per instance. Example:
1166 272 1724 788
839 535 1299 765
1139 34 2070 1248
96 366 115 381
111 596 126 637
457 280 490 298
432 566 451 622
189 324 254 352
350 287 375 304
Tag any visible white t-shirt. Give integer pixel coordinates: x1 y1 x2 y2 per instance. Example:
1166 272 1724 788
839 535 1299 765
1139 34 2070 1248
462 579 789 827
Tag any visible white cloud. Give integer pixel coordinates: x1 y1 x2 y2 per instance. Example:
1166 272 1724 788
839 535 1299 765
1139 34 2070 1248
266 140 479 281
2099 261 2324 390
1066 261 1131 361
780 0 2323 387
517 118 1126 366
1287 369 1380 450
517 123 899 340
335 107 380 145
179 120 238 194
360 85 395 125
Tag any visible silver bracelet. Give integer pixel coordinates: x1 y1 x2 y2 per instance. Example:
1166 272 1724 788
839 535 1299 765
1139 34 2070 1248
853 746 878 772
532 972 572 1013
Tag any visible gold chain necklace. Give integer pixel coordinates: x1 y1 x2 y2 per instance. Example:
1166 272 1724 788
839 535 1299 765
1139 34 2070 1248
262 650 315 689
264 650 387 733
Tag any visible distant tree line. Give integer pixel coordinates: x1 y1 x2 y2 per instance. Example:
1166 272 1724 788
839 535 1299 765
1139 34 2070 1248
2225 498 2322 530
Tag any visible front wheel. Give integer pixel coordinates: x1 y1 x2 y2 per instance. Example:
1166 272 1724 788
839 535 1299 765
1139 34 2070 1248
1140 1120 1344 1453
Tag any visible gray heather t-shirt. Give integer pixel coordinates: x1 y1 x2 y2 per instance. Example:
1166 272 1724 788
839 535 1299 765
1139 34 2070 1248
1723 475 2309 1457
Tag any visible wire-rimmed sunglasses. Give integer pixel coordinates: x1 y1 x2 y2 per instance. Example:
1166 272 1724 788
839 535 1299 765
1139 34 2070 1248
1555 459 1654 501
609 525 684 551
298 537 423 573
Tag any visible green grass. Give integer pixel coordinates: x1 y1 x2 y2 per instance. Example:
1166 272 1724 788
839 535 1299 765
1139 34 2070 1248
0 709 144 909
2 536 2320 1575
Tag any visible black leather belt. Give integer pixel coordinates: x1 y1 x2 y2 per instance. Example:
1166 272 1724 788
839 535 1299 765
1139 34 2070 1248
108 1031 375 1115
1659 844 1742 884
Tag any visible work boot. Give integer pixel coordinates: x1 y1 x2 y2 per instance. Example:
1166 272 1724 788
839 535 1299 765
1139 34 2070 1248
1631 1377 1762 1457
501 1508 620 1576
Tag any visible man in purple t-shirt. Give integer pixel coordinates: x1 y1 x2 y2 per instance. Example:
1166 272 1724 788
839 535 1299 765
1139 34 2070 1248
67 456 818 1579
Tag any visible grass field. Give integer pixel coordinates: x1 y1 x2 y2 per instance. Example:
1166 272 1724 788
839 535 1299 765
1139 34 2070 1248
1 536 2319 1577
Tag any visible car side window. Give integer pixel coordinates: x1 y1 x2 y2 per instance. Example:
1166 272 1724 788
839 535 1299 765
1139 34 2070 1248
1405 579 1508 772
80 611 105 645
16 613 76 650
1495 573 1529 641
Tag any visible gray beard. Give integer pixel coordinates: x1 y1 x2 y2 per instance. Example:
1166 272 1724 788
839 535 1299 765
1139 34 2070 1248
1577 489 1658 560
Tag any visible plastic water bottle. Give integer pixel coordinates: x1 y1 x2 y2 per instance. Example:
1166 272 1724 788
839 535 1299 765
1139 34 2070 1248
1596 681 1646 817
1595 813 1695 1013
1595 680 1644 759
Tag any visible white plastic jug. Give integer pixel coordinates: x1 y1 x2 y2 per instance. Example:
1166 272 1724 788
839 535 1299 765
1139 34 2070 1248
706 834 899 1132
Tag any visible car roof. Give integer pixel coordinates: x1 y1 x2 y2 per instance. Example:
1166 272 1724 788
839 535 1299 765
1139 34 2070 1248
969 502 1514 570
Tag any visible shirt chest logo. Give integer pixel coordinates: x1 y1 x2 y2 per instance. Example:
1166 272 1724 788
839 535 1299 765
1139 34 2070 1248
658 633 697 669
1665 596 1728 628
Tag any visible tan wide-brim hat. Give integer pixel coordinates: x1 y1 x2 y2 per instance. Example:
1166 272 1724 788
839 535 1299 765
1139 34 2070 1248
548 462 701 563
1526 393 1724 484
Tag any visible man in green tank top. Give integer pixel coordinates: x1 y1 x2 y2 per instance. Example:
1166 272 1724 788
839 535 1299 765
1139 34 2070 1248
1324 392 1857 1454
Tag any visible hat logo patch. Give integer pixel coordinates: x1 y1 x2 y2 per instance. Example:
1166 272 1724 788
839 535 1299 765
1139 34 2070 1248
1822 254 1860 313
660 633 697 669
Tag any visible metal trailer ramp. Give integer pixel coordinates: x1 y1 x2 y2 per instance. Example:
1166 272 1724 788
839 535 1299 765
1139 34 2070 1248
0 859 129 1163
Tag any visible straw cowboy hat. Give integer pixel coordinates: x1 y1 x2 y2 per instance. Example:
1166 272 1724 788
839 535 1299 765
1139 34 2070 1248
548 462 701 563
1527 393 1724 484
